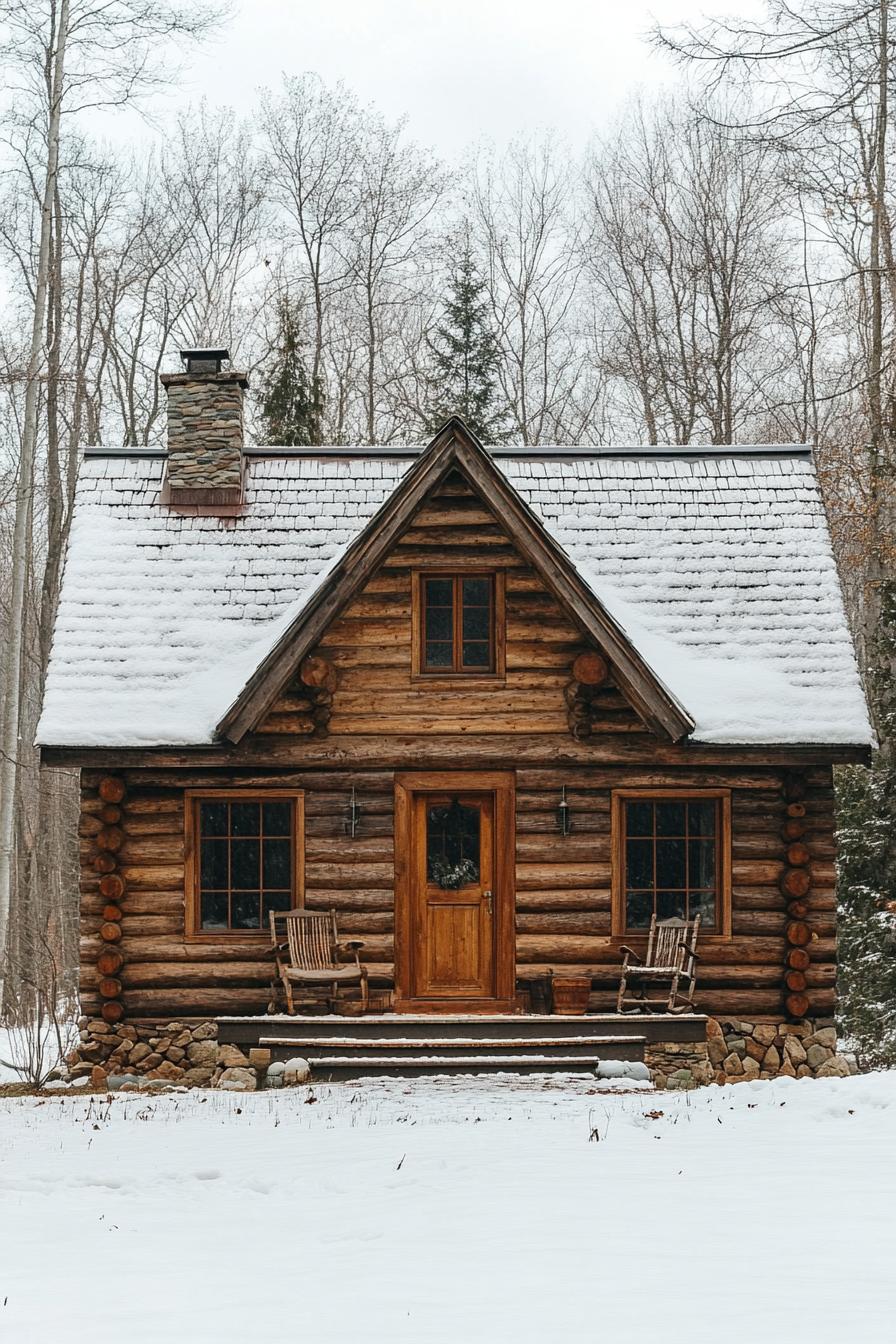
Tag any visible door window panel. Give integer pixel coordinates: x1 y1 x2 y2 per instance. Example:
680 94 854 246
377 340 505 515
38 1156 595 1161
426 798 481 888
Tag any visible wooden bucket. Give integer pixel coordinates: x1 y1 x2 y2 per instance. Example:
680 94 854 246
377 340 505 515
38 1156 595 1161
551 975 592 1015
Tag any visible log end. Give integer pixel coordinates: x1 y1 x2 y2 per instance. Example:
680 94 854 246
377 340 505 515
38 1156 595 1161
98 873 126 901
785 991 810 1019
785 920 811 947
96 826 124 854
98 776 126 804
96 949 124 977
572 651 609 686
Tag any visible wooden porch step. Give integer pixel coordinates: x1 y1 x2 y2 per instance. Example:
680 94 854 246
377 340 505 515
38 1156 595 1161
303 1054 621 1079
219 1012 705 1047
258 1035 644 1050
258 1032 647 1075
217 1012 703 1078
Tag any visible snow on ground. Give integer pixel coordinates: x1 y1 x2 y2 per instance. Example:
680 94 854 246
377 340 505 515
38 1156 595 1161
1 1071 894 1343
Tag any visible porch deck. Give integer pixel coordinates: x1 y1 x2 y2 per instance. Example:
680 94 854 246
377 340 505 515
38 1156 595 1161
216 1012 707 1079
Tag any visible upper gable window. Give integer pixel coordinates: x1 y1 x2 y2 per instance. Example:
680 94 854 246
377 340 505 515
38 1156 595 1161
415 573 502 676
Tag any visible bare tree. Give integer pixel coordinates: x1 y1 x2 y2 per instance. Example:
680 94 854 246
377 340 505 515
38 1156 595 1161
344 113 445 443
163 103 268 358
0 0 224 1003
260 75 363 426
654 0 896 705
0 0 70 1004
471 135 588 444
584 97 799 446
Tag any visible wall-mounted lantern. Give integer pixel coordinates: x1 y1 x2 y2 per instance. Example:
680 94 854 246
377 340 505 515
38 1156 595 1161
345 787 362 839
557 785 572 836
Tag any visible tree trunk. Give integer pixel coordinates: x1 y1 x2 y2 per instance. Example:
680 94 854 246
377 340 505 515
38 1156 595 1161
0 0 70 999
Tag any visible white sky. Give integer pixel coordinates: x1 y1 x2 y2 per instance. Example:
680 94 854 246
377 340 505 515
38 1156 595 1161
152 0 755 156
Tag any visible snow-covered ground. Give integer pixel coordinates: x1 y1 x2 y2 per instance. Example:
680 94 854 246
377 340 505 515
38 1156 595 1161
1 1071 894 1343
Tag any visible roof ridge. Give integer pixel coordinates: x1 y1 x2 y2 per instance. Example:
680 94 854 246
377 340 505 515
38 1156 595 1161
82 442 814 462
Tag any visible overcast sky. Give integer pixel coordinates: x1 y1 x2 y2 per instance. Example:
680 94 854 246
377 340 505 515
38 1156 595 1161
161 0 755 156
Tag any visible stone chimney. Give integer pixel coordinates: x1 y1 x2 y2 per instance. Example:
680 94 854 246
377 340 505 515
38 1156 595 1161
161 348 248 504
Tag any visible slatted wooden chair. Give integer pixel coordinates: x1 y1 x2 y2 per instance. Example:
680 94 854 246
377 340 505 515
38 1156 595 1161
616 914 701 1014
268 909 369 1015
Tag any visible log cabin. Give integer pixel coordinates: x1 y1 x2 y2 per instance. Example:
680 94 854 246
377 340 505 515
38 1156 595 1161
38 349 873 1086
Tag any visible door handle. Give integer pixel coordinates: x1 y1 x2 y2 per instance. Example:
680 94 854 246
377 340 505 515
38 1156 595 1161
484 889 493 915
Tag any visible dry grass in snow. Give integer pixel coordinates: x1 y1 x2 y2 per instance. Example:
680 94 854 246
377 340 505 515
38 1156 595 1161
1 1071 894 1343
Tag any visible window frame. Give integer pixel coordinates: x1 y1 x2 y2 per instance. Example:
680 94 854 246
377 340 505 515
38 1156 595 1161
412 570 506 681
611 788 732 939
184 789 305 940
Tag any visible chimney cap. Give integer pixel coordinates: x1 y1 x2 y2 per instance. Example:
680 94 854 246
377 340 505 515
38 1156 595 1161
179 347 230 374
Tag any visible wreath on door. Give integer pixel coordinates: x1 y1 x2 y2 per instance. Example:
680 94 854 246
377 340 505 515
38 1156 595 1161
429 854 479 890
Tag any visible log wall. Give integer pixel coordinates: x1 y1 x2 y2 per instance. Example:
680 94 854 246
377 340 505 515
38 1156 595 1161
260 473 645 743
77 761 837 1023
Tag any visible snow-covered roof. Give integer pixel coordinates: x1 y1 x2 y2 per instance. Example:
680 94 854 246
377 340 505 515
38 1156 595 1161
37 447 872 749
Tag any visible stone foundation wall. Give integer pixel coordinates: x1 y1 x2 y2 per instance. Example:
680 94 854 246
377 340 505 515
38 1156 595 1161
706 1017 858 1083
66 1017 282 1091
630 1018 858 1090
65 1014 861 1092
68 1017 221 1089
644 1040 714 1090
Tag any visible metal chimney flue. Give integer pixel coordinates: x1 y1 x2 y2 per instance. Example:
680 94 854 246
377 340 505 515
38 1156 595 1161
180 347 231 376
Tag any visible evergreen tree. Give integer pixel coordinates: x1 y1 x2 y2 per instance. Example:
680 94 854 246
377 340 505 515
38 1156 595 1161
835 763 896 1065
426 238 508 442
260 299 324 445
837 589 896 1066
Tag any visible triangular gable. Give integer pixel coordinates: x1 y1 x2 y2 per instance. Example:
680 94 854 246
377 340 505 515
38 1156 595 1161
216 419 695 743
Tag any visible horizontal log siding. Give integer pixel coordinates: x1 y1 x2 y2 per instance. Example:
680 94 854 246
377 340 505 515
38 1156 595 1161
261 475 650 742
78 762 837 1022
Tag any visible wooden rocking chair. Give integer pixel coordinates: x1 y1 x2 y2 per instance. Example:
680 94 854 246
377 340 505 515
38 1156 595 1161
616 914 701 1014
268 909 369 1016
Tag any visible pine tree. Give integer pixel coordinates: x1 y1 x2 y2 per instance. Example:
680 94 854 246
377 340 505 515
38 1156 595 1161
836 587 896 1066
835 763 896 1064
426 239 508 442
260 300 324 446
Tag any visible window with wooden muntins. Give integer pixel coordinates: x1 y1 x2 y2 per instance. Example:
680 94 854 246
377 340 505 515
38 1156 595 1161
621 795 723 933
420 574 495 674
189 795 301 934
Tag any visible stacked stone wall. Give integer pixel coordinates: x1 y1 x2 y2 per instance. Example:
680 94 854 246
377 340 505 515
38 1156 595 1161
62 1014 862 1092
161 370 246 493
707 1016 858 1082
68 1017 221 1089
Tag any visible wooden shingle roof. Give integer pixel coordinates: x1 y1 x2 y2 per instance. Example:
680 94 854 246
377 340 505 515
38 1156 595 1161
38 422 871 749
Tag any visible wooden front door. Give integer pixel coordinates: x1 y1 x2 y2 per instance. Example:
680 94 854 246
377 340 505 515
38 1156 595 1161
394 772 515 1012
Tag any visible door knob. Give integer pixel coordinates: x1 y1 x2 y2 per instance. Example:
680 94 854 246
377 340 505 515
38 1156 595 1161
484 889 493 915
